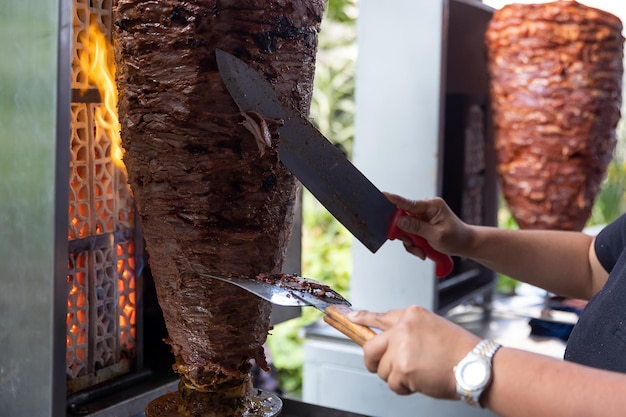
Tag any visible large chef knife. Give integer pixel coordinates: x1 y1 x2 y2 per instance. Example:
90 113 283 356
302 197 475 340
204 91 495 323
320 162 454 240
216 50 453 278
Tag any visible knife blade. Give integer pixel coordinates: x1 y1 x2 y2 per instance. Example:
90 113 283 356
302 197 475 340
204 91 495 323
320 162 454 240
216 49 453 277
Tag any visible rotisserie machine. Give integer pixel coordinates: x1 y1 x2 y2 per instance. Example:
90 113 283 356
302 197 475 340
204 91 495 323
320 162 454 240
0 0 498 416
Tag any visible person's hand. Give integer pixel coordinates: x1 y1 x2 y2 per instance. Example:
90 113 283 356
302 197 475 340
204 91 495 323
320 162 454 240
348 305 479 399
384 193 474 260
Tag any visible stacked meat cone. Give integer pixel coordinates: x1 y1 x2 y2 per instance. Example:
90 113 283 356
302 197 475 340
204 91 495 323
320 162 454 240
112 0 326 415
485 1 624 231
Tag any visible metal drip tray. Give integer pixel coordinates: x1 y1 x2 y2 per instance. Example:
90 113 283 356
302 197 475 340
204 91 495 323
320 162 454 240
280 397 371 417
122 388 371 417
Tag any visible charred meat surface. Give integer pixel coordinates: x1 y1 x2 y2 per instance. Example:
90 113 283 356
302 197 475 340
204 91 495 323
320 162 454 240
112 0 326 415
485 1 623 230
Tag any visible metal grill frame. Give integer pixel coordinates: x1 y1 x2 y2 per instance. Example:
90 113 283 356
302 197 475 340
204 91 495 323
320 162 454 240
66 0 144 395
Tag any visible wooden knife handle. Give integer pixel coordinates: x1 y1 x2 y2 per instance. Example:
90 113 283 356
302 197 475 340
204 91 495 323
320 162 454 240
323 304 377 346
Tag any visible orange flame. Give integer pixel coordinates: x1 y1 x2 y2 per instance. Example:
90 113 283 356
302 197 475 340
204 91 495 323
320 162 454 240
78 23 126 174
68 23 137 368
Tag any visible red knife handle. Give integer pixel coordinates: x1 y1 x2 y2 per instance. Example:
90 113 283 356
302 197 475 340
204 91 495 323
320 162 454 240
387 208 454 278
323 304 377 346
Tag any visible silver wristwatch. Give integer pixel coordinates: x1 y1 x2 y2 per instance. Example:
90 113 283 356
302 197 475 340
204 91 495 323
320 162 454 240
453 339 502 407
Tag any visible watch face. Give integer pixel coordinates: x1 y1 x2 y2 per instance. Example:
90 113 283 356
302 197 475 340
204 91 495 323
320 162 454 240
460 358 490 388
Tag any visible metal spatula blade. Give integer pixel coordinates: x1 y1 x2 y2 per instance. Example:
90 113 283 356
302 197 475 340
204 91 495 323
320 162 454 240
203 274 349 307
207 274 311 307
202 273 376 346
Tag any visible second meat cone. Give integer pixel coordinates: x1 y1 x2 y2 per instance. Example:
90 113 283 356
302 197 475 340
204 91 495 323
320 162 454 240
112 0 326 415
485 1 624 231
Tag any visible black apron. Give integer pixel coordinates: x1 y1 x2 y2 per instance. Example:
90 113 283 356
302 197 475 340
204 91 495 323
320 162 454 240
564 213 626 373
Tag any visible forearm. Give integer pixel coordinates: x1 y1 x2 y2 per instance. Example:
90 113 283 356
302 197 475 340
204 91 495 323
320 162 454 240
383 194 603 299
484 348 626 417
461 226 596 299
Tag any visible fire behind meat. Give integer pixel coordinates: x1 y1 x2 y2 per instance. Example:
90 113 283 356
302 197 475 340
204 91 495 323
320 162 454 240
112 0 326 415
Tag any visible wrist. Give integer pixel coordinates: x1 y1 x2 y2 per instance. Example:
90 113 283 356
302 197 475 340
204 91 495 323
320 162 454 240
466 224 487 254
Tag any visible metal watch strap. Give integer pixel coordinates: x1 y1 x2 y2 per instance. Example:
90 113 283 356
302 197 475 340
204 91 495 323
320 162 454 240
474 338 501 358
460 339 502 408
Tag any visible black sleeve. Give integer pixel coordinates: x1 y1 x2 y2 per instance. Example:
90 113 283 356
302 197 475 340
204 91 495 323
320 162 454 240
594 213 626 273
